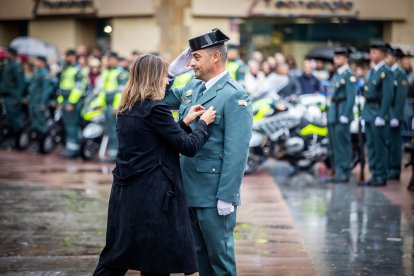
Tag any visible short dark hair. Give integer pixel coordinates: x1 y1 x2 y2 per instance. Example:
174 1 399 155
206 44 227 62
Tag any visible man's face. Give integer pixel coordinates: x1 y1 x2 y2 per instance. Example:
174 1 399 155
108 56 118 67
227 49 238 61
333 55 346 68
35 59 45 69
401 57 411 70
65 54 76 65
385 54 396 66
302 61 313 75
369 49 384 64
189 49 215 81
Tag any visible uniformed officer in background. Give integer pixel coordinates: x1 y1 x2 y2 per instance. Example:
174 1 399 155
0 47 25 148
165 28 253 276
362 42 394 186
101 51 128 162
58 49 87 158
226 44 247 86
385 45 408 181
327 47 357 183
28 55 57 150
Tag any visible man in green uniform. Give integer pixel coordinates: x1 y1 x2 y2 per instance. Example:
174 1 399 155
100 51 128 162
226 44 246 86
327 47 357 183
58 49 86 158
28 55 56 148
362 42 394 186
385 46 408 181
0 47 25 147
165 29 253 276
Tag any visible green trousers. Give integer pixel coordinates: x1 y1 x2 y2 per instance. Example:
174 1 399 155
104 93 118 158
365 122 388 182
328 123 352 178
189 207 237 276
3 96 24 132
29 104 48 134
62 101 82 154
388 125 403 178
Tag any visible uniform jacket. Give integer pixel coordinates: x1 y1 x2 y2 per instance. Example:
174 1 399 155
390 66 408 121
58 64 86 105
327 66 357 124
362 63 394 122
97 100 209 273
0 59 25 98
164 72 253 207
28 67 56 106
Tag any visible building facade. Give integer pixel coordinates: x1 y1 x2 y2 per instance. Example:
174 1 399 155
0 0 413 60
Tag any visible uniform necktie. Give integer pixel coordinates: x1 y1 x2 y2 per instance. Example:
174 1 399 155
196 84 206 101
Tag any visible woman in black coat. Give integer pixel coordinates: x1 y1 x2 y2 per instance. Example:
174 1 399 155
93 54 216 276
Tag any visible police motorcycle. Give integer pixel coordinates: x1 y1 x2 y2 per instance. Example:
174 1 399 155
245 94 329 175
27 101 65 154
79 92 107 160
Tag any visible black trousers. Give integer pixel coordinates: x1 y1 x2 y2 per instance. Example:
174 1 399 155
93 264 169 276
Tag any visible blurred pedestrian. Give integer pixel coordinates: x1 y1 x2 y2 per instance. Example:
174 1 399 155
286 55 301 78
0 47 25 148
57 49 87 158
401 56 414 98
327 47 356 183
100 51 128 162
274 52 286 65
257 60 287 99
129 50 140 64
88 58 101 90
244 59 265 97
28 56 56 148
165 28 253 276
277 63 302 98
119 56 130 71
226 44 247 85
251 50 264 64
362 42 394 187
385 46 408 181
94 54 215 276
313 59 330 81
298 60 320 94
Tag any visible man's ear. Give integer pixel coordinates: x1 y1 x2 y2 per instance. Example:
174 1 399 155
213 51 221 63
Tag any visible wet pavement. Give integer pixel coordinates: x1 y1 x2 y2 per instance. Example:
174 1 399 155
0 150 315 275
264 159 414 276
1 148 414 275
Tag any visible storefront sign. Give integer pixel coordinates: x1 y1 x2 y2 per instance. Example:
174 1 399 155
249 0 357 17
33 0 96 16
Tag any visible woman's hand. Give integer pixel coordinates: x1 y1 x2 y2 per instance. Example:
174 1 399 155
183 104 205 125
200 106 217 125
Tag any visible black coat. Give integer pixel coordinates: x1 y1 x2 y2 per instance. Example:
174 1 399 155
96 100 209 274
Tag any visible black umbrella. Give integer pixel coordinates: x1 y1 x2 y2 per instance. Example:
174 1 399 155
306 46 334 61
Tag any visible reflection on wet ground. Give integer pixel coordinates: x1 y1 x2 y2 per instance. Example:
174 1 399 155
0 150 316 275
265 159 414 276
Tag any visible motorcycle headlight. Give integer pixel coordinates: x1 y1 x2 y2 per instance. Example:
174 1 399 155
83 123 104 138
249 131 265 147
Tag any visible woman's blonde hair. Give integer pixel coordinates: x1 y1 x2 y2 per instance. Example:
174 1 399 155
117 54 169 113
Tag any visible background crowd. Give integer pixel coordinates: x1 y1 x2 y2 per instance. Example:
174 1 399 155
1 41 414 164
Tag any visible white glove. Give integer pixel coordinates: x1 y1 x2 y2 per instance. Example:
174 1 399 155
374 116 385 127
339 115 349 124
390 118 399 127
217 199 234 216
168 47 193 78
